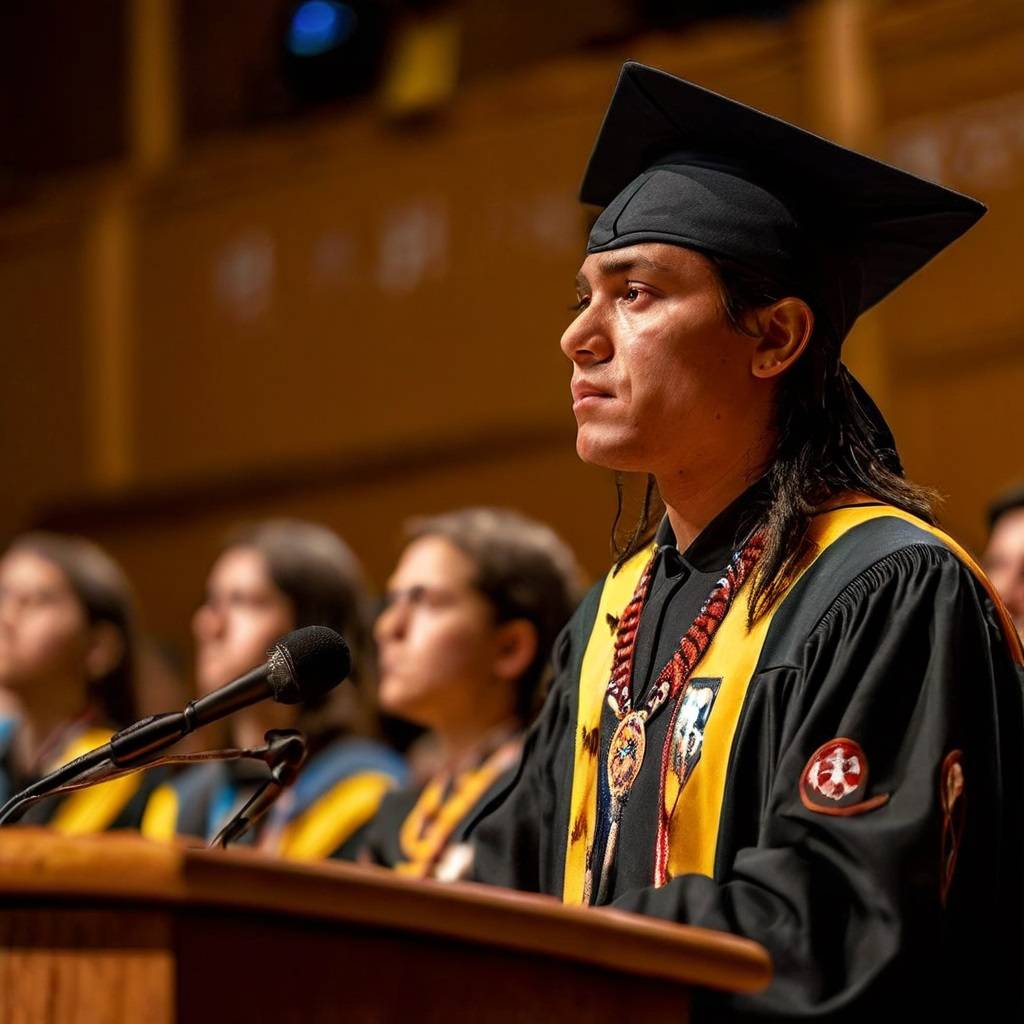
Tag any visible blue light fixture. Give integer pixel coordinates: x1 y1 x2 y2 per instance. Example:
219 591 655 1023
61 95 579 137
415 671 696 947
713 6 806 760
286 1 357 58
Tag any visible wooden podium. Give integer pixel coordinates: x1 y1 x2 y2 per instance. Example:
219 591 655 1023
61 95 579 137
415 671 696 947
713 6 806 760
0 830 770 1022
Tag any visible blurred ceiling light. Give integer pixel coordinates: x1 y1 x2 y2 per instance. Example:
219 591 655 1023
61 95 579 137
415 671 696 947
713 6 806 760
282 0 391 106
287 1 357 58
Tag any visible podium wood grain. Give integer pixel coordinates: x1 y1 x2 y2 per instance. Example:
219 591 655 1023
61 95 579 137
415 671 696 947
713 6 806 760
0 829 771 1023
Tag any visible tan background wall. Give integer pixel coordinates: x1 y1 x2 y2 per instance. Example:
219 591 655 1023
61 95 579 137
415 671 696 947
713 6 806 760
2 0 1022 675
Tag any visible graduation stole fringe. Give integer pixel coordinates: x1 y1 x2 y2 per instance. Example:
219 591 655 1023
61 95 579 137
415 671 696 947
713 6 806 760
561 500 1023 906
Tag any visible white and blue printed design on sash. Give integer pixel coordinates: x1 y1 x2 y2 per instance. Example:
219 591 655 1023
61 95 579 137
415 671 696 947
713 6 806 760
670 677 721 786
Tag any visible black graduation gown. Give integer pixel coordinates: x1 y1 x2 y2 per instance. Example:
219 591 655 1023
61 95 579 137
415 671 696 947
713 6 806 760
469 496 1024 1020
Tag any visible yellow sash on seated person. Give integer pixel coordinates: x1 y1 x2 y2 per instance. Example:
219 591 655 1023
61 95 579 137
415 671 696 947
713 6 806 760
277 772 397 862
50 728 143 835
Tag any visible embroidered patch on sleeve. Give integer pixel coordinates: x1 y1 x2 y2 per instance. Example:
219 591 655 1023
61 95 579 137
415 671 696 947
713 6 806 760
939 749 965 907
799 737 890 816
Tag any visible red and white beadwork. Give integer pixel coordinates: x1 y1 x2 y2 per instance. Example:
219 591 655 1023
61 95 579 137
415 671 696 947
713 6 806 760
591 532 765 898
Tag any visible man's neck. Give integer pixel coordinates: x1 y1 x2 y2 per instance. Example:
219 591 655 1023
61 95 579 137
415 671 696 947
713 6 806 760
656 440 774 550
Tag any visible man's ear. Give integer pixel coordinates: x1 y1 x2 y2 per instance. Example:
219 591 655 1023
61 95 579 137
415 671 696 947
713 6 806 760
749 297 814 379
492 619 538 684
84 622 124 681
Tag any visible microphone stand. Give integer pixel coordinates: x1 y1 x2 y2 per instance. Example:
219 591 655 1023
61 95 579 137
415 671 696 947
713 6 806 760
210 730 307 849
0 730 307 846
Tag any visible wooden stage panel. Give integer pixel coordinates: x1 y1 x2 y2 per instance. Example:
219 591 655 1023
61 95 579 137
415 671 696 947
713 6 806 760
0 908 174 1024
176 906 689 1023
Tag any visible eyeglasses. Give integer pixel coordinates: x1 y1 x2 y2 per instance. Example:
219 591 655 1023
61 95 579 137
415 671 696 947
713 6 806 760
0 585 69 615
378 583 480 616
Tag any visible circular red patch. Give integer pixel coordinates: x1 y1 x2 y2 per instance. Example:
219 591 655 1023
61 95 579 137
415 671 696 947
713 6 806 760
800 737 869 811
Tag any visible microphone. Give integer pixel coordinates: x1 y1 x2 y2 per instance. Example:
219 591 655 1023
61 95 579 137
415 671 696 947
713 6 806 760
109 625 351 767
0 625 350 826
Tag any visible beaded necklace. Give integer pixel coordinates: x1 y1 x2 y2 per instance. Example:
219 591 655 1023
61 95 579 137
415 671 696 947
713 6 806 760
588 530 765 903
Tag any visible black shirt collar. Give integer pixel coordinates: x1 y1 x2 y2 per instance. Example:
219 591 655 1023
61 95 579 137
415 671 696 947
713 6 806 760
654 476 770 575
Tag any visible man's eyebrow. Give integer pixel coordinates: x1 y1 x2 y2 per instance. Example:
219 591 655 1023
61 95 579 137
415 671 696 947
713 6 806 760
575 254 675 291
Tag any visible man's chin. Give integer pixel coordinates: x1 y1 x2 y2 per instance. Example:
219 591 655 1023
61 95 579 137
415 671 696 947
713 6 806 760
575 431 644 473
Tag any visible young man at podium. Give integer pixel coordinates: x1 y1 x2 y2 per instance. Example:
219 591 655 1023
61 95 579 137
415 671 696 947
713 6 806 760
468 63 1024 1018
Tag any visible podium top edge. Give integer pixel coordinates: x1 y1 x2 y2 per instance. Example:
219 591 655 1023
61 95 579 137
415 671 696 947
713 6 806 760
0 829 771 994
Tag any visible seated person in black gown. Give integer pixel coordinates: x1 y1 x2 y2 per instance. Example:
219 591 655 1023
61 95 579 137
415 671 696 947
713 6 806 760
141 519 405 859
0 532 148 830
362 507 582 878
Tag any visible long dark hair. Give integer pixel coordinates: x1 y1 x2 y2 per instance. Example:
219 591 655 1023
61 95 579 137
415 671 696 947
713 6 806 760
8 532 138 727
613 254 938 624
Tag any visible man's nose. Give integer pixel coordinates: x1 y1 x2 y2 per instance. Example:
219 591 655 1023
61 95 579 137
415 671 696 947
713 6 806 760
560 303 613 367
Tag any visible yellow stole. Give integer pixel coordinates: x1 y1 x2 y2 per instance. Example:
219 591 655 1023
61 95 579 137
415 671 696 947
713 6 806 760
562 503 1021 905
275 772 397 861
397 737 522 878
50 727 143 835
142 770 398 858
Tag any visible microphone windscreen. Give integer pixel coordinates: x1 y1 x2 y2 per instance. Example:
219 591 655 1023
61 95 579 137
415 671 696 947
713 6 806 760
270 626 351 704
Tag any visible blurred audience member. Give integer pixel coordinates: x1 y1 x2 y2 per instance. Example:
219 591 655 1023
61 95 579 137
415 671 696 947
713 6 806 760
363 508 583 878
983 484 1024 637
141 519 405 859
0 532 147 829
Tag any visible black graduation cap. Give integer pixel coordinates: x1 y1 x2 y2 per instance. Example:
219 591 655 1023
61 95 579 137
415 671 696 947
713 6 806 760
581 62 986 342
